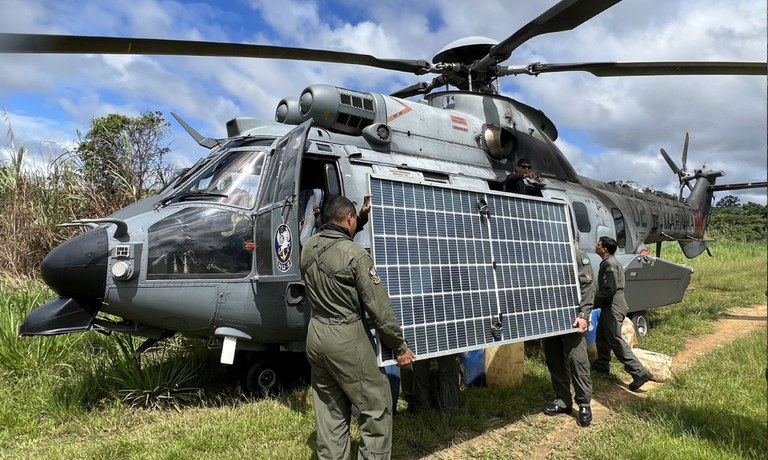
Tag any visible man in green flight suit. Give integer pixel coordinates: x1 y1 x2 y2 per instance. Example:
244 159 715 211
592 236 656 392
301 194 414 460
542 246 595 426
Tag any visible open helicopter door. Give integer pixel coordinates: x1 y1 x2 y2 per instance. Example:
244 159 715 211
252 119 313 281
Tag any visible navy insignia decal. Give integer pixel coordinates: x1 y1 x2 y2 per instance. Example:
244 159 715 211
274 224 292 272
369 265 381 285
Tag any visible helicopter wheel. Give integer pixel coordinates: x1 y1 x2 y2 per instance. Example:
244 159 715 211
243 358 283 397
629 312 650 338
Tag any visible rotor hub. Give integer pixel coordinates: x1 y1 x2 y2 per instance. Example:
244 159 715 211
433 36 498 65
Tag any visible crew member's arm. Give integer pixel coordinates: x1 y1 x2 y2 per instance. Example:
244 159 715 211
352 252 413 365
573 254 595 332
354 194 372 236
596 263 618 302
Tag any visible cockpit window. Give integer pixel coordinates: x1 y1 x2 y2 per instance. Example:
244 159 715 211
173 148 267 209
147 207 254 279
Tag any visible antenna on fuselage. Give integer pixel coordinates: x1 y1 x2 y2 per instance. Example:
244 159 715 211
171 112 222 149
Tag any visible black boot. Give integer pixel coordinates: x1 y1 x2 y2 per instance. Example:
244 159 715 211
543 401 572 416
577 405 592 427
629 373 656 392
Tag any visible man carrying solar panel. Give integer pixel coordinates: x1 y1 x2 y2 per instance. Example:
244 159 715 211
301 194 414 460
541 245 595 427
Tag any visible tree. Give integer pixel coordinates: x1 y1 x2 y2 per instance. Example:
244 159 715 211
74 111 172 215
707 201 767 242
715 195 740 208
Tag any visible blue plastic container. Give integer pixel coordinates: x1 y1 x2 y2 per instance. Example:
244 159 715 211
586 308 601 347
461 349 486 387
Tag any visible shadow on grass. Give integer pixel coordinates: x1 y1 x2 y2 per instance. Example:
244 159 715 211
630 396 768 458
390 372 553 459
593 368 768 458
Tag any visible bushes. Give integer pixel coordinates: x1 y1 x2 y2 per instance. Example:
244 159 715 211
707 202 767 242
0 111 172 278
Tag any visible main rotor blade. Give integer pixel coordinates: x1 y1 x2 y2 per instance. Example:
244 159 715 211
390 82 431 99
0 32 431 75
523 61 768 76
390 76 449 99
681 132 689 171
475 0 622 70
660 148 682 176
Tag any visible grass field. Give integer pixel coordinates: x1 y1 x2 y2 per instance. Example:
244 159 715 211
575 329 767 460
0 240 765 459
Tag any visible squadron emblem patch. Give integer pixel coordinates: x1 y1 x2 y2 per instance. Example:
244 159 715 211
369 265 381 284
581 256 590 266
274 224 292 272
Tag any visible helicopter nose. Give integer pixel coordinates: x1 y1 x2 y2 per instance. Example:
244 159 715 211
41 227 109 300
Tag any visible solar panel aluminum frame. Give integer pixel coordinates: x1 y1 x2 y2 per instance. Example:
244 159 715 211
368 174 582 367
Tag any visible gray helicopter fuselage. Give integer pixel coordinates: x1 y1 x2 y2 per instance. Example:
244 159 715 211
22 87 701 356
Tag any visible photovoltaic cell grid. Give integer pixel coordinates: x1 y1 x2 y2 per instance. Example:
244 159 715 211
369 176 581 365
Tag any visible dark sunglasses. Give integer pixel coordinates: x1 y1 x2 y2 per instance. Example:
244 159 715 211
519 164 531 169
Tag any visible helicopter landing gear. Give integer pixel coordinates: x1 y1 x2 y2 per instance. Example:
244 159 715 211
244 359 282 397
629 311 650 337
237 352 311 397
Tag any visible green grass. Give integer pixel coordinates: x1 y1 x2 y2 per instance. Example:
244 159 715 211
639 240 766 356
574 329 767 460
0 240 765 459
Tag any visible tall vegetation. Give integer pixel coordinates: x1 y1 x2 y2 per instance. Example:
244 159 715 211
75 111 172 215
0 111 173 278
707 195 767 242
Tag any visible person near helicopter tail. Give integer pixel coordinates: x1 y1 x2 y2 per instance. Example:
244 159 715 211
542 246 595 426
592 236 656 392
301 194 414 460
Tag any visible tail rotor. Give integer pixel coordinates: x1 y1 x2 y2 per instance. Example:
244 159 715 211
660 132 694 200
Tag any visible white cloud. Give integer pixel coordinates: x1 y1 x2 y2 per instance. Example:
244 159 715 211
0 0 764 205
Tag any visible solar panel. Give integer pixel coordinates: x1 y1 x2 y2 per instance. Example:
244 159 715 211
368 175 581 366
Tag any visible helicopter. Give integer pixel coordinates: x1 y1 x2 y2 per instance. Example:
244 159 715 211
3 0 766 394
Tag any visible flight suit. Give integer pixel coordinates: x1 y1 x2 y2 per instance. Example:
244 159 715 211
592 254 650 379
502 172 526 194
543 250 594 409
301 226 408 460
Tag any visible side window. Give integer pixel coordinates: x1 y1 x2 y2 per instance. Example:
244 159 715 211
611 208 626 248
572 201 591 232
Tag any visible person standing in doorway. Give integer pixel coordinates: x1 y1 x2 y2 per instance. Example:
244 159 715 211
502 158 538 194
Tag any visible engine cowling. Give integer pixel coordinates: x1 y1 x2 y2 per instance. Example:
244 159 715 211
276 84 379 136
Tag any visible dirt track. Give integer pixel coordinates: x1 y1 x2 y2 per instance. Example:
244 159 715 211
424 304 767 459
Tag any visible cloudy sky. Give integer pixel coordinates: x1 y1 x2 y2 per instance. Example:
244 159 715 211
1 0 766 204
